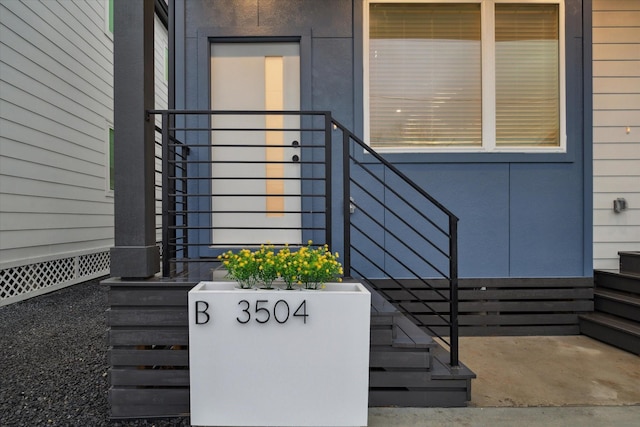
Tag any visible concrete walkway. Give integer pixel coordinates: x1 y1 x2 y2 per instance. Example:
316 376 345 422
459 336 640 407
366 335 639 426
368 406 640 427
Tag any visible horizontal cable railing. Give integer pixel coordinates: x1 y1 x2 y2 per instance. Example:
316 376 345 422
150 109 459 366
150 110 332 278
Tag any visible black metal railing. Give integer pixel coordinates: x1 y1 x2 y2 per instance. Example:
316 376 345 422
331 118 459 367
149 109 459 366
151 110 332 277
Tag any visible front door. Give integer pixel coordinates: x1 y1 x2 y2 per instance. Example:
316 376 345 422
210 42 301 245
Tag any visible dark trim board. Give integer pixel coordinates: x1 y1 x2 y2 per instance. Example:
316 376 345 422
368 277 594 336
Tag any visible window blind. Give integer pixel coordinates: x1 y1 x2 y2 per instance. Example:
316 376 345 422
495 4 559 147
369 3 482 148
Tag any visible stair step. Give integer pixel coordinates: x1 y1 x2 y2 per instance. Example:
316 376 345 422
393 316 437 349
430 345 476 380
579 312 640 355
368 346 475 408
370 317 437 349
594 289 640 322
365 281 474 407
619 251 640 276
594 270 640 295
369 348 431 369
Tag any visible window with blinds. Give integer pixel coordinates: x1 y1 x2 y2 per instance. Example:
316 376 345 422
495 4 559 147
369 3 482 148
365 1 563 152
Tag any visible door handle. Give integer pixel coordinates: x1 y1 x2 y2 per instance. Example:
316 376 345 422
291 154 300 162
291 140 300 147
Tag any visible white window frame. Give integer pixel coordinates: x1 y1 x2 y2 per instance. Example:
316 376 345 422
363 0 566 153
104 0 113 39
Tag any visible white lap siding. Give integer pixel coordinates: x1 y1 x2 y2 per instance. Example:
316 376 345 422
0 1 168 305
593 0 640 271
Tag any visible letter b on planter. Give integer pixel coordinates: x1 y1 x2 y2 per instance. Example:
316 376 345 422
195 301 210 325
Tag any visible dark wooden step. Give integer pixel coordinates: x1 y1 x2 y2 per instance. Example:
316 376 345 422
430 345 476 381
594 289 640 323
369 348 430 369
579 312 640 355
369 281 436 349
620 251 640 276
393 316 436 349
368 383 471 408
368 347 475 408
594 270 640 296
365 282 474 407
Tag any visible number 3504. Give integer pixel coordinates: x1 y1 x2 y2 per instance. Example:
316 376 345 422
237 299 308 325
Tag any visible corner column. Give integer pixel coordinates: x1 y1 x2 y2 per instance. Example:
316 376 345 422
110 0 159 278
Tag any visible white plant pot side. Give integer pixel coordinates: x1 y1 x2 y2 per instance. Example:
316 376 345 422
188 281 371 427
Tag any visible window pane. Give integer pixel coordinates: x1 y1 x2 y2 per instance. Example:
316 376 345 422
108 0 114 34
495 4 559 147
369 3 481 148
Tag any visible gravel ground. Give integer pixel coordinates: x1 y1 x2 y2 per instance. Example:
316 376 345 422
0 280 190 427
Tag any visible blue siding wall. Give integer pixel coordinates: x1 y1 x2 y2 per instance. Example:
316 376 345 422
176 0 590 279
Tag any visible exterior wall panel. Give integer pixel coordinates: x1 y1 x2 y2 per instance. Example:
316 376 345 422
0 1 168 304
177 0 591 279
394 163 511 278
0 0 114 270
509 163 585 277
592 0 640 271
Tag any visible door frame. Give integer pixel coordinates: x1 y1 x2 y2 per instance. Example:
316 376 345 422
209 41 302 246
195 30 314 258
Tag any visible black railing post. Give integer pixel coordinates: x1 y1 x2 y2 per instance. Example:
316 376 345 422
341 126 351 277
161 111 171 277
178 124 188 266
449 215 459 367
324 113 332 249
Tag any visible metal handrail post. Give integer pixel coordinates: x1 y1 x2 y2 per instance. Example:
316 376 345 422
161 112 171 277
324 113 332 249
342 127 351 277
449 215 459 367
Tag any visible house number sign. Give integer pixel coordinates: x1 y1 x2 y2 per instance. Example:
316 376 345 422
194 299 308 325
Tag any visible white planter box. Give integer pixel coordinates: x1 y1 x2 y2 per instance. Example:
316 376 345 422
188 281 371 427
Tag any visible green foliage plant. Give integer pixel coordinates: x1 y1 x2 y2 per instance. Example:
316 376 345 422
295 241 343 290
219 248 258 289
217 241 343 290
254 244 279 289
